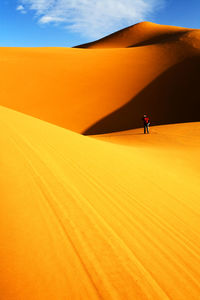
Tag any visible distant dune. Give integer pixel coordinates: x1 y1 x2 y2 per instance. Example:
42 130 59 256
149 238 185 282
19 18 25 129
0 22 200 134
1 106 200 299
75 21 192 49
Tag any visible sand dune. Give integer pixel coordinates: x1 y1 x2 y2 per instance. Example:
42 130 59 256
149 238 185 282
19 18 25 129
0 22 200 134
1 22 200 299
75 21 193 49
1 105 200 299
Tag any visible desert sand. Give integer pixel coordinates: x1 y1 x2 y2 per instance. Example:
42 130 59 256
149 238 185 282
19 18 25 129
1 22 200 134
1 106 200 299
1 22 200 299
75 21 193 48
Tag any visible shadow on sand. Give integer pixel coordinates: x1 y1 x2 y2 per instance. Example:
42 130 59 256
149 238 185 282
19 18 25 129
83 57 200 135
128 31 189 48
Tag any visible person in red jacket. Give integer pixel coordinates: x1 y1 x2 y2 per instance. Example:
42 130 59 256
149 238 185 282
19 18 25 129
142 114 150 134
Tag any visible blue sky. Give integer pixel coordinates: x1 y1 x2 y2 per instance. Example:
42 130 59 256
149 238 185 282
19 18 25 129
1 0 200 47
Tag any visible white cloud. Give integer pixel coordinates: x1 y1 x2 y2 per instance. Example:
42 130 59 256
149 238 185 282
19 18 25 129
16 4 24 10
16 4 27 13
18 0 165 38
39 16 65 24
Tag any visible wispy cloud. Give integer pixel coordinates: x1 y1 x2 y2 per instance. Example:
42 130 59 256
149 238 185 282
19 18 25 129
18 0 165 38
16 4 27 14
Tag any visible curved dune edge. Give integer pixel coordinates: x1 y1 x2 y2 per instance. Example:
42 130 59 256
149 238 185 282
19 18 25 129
75 21 193 49
1 23 200 135
1 105 200 299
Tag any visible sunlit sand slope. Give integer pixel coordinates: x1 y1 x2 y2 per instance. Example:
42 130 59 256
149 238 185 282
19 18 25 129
1 23 200 134
1 105 200 299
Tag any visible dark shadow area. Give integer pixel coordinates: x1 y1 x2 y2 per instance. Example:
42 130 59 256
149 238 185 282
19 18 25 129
128 31 189 48
83 57 200 135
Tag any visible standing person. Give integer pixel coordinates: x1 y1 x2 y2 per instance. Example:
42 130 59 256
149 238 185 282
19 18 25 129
142 114 150 134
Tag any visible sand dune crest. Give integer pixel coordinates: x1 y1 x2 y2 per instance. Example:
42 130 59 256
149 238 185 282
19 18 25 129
75 22 193 49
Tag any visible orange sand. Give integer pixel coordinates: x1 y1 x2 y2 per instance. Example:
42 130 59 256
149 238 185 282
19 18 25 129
0 22 200 134
1 22 200 300
1 106 200 299
75 21 193 48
